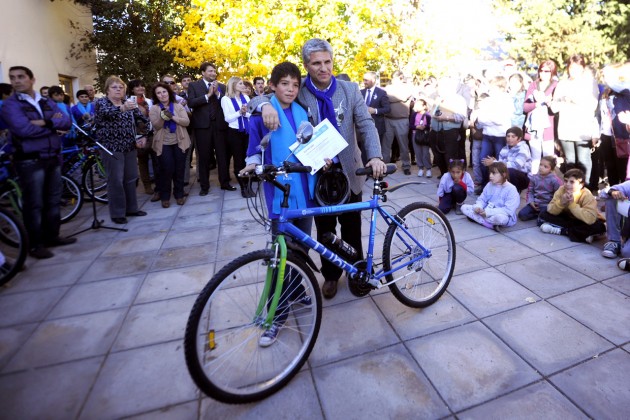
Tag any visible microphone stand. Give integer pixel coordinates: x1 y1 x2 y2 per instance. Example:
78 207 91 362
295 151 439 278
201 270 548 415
68 123 127 236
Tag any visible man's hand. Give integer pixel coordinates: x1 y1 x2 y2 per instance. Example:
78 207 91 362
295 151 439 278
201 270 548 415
611 190 627 200
531 202 540 211
367 106 376 115
261 103 280 131
239 163 256 177
30 119 46 127
366 157 386 178
135 136 147 149
481 156 496 167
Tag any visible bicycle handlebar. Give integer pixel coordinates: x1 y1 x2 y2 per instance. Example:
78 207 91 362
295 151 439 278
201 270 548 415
355 163 397 177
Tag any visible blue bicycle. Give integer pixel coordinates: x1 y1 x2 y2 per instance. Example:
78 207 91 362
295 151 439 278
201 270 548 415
185 159 456 404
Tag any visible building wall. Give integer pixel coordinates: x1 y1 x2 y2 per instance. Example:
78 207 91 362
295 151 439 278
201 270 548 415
0 0 97 99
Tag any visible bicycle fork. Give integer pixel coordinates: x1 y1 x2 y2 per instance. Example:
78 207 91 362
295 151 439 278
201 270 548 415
255 236 288 328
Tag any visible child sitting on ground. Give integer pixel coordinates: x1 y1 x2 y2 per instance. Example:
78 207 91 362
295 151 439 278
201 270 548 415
437 159 474 215
600 180 630 271
461 161 520 230
481 126 532 193
538 168 606 242
518 155 563 221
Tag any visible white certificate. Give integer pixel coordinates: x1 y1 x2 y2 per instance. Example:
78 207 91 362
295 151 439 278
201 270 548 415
293 119 347 175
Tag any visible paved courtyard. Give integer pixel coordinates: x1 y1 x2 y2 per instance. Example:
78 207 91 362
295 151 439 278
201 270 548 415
0 166 628 419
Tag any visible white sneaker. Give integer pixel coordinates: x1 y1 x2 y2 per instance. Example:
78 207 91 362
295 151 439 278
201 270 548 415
259 324 280 347
425 170 432 178
540 223 561 235
417 169 423 177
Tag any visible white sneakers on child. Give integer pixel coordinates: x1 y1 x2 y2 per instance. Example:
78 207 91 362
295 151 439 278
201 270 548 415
425 169 432 178
417 169 423 177
540 223 561 235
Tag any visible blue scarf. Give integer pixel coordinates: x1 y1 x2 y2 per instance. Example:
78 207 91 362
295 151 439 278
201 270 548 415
304 74 340 133
230 94 249 132
159 102 176 133
76 102 93 117
269 95 317 214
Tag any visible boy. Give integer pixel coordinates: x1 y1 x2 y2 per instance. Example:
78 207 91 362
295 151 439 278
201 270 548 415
481 126 531 193
71 89 94 128
600 180 630 271
538 168 606 242
241 62 316 347
518 155 563 221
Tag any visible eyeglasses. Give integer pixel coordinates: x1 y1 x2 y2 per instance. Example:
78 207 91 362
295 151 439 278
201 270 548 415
164 81 176 85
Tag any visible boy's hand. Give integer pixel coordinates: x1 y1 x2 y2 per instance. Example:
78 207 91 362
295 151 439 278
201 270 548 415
530 202 540 211
560 191 573 206
261 104 280 130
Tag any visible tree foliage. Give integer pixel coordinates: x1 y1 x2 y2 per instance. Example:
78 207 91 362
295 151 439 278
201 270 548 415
494 0 630 72
63 0 194 89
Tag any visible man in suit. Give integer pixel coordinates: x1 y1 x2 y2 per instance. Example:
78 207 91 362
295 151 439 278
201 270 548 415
249 38 386 299
383 70 414 175
361 71 390 142
187 62 234 195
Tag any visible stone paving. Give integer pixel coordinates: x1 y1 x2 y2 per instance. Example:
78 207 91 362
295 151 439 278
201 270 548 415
0 167 629 419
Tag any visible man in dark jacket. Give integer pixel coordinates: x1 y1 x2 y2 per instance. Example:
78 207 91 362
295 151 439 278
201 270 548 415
1 66 74 259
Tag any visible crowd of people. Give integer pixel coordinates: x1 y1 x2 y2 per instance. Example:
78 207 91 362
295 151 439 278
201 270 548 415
1 47 629 311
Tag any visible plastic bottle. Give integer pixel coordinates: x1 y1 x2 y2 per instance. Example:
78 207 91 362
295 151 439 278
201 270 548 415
322 232 359 263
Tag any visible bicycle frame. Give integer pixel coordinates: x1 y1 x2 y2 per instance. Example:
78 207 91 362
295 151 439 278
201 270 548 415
256 176 431 326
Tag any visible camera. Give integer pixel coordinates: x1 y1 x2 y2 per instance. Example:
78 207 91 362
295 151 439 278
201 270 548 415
435 109 442 116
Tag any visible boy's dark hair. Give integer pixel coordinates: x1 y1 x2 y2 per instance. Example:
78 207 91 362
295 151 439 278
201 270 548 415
10 66 34 79
506 126 523 138
564 161 586 174
448 158 466 172
489 161 509 182
564 168 585 184
540 155 557 170
48 85 64 97
76 89 88 98
126 79 144 96
253 76 264 84
180 74 192 80
0 83 12 97
269 62 301 86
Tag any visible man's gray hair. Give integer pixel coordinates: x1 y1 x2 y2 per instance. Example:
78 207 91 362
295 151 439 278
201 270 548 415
302 38 334 64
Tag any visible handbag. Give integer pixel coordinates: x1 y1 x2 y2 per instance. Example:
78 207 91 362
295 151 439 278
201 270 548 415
615 138 630 158
414 130 430 146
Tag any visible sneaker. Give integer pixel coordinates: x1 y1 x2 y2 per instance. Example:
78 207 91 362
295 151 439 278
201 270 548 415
540 223 562 235
417 169 424 177
259 324 280 347
454 204 463 215
493 225 502 233
474 186 483 195
403 168 411 175
425 170 432 178
602 241 621 258
585 234 603 244
617 258 630 271
292 295 312 307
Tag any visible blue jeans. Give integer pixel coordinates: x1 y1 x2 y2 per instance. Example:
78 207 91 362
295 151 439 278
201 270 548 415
14 157 62 249
158 144 187 200
480 134 506 184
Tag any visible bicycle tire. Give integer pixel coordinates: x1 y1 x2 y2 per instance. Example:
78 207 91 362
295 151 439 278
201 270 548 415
383 202 456 308
0 207 28 286
81 158 108 204
60 175 83 223
185 249 322 404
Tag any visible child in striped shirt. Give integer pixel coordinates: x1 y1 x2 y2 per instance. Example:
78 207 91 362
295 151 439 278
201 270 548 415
518 155 563 221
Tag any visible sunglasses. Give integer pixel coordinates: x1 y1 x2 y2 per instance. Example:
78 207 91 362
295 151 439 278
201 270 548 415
164 81 176 85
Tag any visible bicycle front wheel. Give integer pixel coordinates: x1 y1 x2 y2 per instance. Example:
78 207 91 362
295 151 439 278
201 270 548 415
383 202 456 308
82 158 108 204
60 175 83 223
185 249 322 404
0 207 28 286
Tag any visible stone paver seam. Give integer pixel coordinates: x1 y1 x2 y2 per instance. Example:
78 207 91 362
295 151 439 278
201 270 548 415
75 269 153 419
367 293 456 417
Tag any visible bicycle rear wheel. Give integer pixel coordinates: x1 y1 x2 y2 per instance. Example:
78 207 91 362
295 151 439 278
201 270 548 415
81 158 108 204
383 202 455 308
0 207 28 286
60 175 83 223
185 249 321 404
